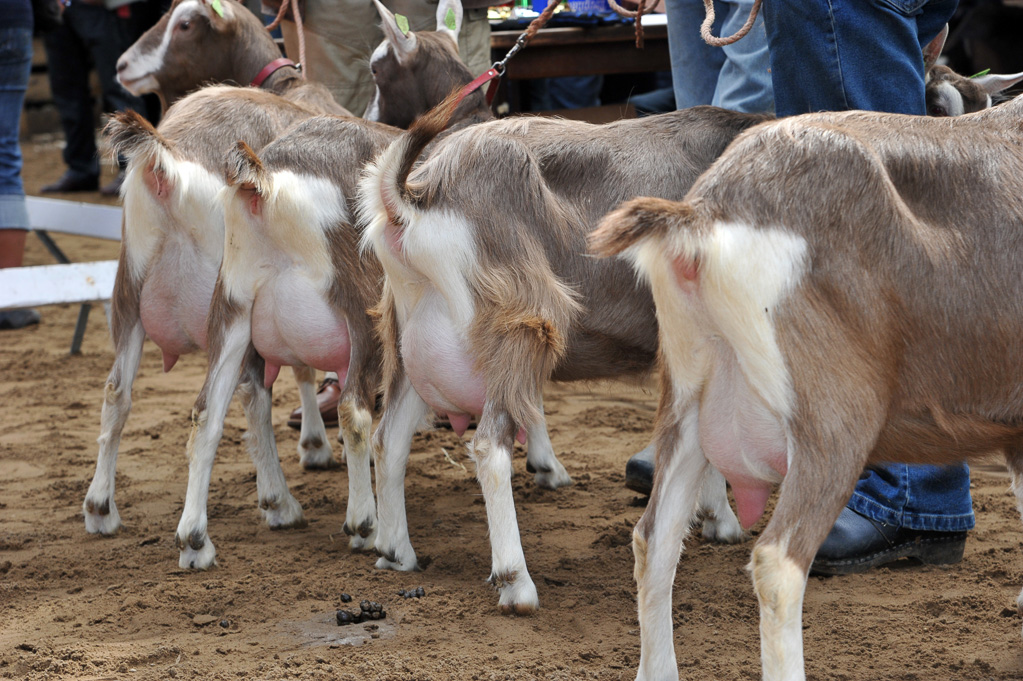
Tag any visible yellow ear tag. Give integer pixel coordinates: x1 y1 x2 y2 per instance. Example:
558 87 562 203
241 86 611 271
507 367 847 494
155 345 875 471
211 0 224 17
445 8 457 31
395 13 410 36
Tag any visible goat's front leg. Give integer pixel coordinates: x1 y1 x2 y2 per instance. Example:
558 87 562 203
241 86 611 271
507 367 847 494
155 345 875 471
634 404 708 681
237 353 305 531
372 369 430 571
84 299 146 535
472 400 538 615
523 395 572 490
291 364 336 469
1005 446 1023 626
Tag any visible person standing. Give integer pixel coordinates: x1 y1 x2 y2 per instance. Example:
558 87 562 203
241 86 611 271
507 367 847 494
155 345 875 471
39 0 160 196
0 0 40 329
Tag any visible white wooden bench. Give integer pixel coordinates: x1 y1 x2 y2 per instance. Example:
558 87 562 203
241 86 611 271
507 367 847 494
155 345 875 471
0 196 122 354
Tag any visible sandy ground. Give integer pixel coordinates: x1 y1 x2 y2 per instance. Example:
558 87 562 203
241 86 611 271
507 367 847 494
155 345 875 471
2 135 1023 681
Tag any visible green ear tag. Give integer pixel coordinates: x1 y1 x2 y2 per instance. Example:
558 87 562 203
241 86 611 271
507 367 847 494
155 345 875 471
445 7 457 31
968 68 990 79
211 0 224 17
395 13 410 36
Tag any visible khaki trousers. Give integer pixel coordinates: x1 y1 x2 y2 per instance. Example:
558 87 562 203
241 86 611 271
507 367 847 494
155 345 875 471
282 0 491 117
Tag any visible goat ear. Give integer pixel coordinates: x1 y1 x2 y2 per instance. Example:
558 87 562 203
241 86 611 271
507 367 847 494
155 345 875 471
922 24 947 71
197 0 233 27
435 0 463 49
372 0 418 63
972 71 1023 95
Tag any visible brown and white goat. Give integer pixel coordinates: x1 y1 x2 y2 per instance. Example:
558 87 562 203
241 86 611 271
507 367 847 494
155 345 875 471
170 0 506 569
359 98 769 612
116 0 348 115
86 86 323 540
355 25 1017 612
590 96 1023 681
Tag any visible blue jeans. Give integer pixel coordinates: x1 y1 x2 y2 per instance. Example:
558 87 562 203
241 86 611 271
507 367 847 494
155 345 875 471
851 464 974 532
762 0 959 116
761 0 972 532
666 0 774 113
0 26 31 230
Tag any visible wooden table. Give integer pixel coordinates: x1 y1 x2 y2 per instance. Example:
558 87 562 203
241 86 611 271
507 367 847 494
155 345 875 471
489 22 670 81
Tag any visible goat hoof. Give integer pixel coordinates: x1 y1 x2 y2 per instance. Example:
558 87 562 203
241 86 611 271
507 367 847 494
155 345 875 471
83 497 121 535
299 439 337 470
375 552 419 572
348 532 375 552
701 514 747 545
178 536 216 570
496 577 539 616
261 494 305 529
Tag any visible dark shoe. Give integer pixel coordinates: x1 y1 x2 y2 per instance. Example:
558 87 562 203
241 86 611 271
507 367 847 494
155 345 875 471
100 171 126 197
625 452 654 496
40 171 99 193
0 308 41 330
287 376 341 429
810 507 967 576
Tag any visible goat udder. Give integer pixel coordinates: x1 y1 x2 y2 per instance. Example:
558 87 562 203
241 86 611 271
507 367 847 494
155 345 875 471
264 361 282 389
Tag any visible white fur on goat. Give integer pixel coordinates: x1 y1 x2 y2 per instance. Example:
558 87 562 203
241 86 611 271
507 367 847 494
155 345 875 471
84 87 330 549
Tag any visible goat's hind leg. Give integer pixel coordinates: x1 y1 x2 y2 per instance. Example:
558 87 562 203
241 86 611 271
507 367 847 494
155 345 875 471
473 400 539 615
238 352 305 530
634 404 708 681
291 364 336 469
524 396 572 490
372 369 430 571
1005 446 1023 626
84 312 146 535
751 433 870 681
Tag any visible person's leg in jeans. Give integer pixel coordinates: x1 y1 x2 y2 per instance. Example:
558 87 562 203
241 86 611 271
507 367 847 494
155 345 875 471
625 0 774 494
761 0 971 573
762 0 958 116
42 4 101 190
666 0 773 113
0 24 39 329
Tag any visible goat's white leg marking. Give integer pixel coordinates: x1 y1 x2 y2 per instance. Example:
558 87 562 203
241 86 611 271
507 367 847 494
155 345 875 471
699 465 745 544
292 365 335 469
236 376 305 531
175 319 251 570
84 320 146 535
751 542 807 681
635 405 706 681
341 398 377 551
1007 449 1023 625
373 374 429 571
472 407 538 615
525 398 571 490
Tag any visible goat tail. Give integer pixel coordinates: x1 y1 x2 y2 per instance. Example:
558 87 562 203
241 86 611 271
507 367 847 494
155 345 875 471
225 141 272 197
589 196 699 259
358 86 464 242
103 109 171 165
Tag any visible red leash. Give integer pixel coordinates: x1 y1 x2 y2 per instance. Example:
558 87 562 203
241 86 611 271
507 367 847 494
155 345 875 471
456 0 562 108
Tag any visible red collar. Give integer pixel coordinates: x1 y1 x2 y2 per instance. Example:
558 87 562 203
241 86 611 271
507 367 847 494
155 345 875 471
250 58 297 88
